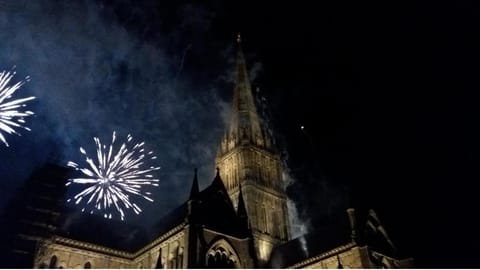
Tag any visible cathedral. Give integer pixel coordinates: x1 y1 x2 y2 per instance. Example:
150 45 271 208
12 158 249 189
1 38 413 268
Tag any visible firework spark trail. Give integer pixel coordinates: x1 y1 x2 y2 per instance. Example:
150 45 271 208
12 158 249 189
66 131 160 221
0 69 35 147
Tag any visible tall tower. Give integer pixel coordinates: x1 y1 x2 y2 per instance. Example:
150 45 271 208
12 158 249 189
215 35 290 265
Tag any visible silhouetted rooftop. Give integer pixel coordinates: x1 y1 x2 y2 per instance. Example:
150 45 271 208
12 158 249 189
268 213 351 268
56 171 248 253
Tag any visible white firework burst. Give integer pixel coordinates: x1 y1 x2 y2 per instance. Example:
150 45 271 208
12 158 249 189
0 69 35 147
66 131 160 221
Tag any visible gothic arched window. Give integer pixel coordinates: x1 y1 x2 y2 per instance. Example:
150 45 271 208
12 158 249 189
207 250 235 269
177 247 184 268
261 205 267 233
48 256 57 269
206 239 240 268
272 210 280 238
169 241 180 269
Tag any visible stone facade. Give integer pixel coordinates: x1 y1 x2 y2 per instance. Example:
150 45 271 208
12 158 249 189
293 244 414 269
34 222 256 269
34 223 186 269
295 244 372 268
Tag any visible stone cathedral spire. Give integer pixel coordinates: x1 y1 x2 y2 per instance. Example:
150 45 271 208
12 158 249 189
216 34 290 265
226 34 264 147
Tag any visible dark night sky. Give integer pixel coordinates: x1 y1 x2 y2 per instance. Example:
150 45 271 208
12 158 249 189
1 0 480 267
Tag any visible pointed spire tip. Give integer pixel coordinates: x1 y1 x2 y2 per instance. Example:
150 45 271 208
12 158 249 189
189 168 200 199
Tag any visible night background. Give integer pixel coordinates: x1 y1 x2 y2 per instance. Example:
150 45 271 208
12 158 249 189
1 0 479 267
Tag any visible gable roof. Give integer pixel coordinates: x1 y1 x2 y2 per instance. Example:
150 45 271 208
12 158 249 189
190 170 249 238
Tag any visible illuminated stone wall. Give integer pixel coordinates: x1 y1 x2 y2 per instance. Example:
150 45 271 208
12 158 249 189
292 245 414 269
154 231 186 269
273 244 370 269
301 246 372 269
216 146 284 196
34 240 132 269
34 229 186 269
216 143 290 264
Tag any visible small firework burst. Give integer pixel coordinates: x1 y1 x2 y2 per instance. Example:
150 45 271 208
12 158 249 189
66 131 160 221
0 69 35 147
